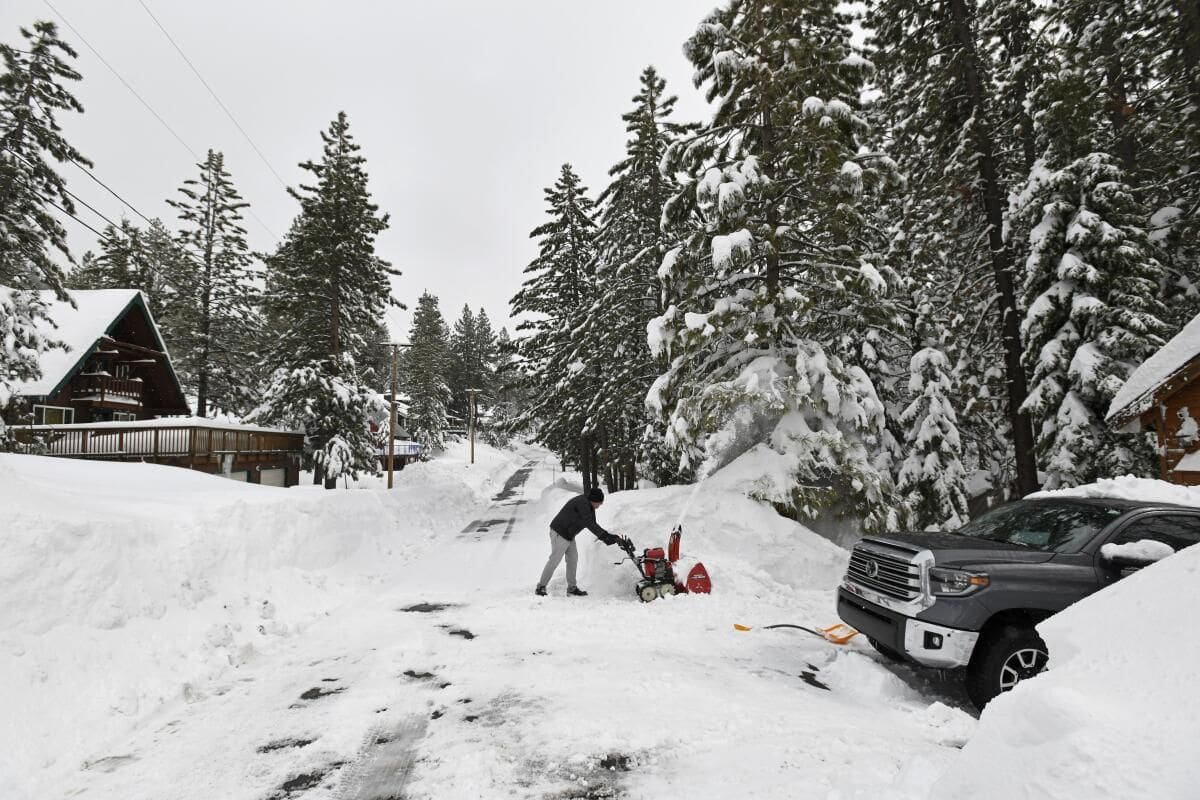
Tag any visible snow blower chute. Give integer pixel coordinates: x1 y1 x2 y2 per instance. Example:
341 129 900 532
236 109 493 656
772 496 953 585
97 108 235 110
617 526 711 602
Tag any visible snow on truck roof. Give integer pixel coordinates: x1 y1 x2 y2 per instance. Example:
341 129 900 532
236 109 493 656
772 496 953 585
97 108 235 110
1107 311 1200 426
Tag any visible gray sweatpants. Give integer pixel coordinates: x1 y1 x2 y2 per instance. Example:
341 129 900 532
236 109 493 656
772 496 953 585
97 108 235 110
537 529 578 589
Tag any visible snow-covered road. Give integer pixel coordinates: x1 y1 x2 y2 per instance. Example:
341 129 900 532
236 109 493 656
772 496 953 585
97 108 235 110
5 443 981 799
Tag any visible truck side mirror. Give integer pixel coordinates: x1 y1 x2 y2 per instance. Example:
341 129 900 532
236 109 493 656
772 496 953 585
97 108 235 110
1100 540 1174 571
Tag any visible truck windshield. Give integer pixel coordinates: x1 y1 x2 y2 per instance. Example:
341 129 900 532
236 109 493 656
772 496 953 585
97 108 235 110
952 500 1126 553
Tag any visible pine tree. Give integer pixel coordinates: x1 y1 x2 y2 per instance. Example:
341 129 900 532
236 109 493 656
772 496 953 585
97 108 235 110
577 67 687 490
248 353 384 487
869 0 1041 496
1014 154 1168 487
509 164 602 487
405 292 452 456
448 304 478 419
0 21 87 412
472 308 497 403
163 150 257 417
897 345 971 529
69 219 171 316
268 112 398 369
257 113 398 485
650 0 900 528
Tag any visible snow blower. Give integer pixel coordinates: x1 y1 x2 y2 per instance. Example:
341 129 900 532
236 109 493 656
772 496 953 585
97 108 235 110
617 526 711 602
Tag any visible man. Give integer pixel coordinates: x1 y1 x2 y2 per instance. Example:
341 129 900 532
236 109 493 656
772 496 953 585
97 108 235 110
536 487 623 596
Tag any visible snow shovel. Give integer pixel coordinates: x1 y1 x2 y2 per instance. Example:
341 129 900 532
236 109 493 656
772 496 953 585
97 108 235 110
733 622 859 645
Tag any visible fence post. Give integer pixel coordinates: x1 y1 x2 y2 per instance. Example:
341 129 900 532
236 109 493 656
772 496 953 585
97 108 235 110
188 428 196 470
81 430 89 455
153 428 160 459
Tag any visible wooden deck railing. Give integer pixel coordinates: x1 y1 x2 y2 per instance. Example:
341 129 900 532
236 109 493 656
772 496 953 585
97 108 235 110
71 374 144 404
13 424 304 463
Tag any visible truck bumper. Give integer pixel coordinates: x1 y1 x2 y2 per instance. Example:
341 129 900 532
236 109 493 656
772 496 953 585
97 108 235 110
837 587 978 669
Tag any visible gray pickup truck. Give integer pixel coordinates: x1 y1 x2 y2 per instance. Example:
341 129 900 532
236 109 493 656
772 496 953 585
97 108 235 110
836 496 1200 710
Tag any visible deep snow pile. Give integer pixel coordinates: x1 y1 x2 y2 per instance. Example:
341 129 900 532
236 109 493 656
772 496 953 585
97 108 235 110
0 441 526 797
915 476 1200 798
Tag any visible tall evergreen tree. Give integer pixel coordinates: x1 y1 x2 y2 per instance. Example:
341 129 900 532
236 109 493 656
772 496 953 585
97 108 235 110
405 292 452 456
256 113 398 486
448 304 478 419
576 67 687 490
1015 155 1168 487
510 164 602 488
69 218 172 317
164 150 257 417
0 21 87 412
650 0 900 528
870 0 1041 496
267 112 398 369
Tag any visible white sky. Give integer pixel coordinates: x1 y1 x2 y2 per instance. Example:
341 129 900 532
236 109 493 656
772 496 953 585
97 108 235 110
1 1 716 340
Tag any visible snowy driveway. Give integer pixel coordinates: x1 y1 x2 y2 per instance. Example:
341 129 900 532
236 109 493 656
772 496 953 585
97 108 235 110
7 445 977 799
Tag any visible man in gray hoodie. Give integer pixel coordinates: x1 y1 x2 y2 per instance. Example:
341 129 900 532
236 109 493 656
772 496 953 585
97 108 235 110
536 487 623 596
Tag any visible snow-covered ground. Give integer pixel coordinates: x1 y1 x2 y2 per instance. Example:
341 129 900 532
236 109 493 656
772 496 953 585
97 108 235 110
2 448 1197 798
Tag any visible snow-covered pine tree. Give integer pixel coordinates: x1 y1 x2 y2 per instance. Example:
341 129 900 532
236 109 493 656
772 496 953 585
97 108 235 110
869 0 1041 497
69 219 170 315
1014 154 1168 487
897 342 971 530
509 164 603 488
650 0 900 528
270 112 398 370
405 292 453 457
0 21 87 416
163 150 257 417
472 308 497 403
257 113 398 485
577 66 686 490
448 305 478 419
247 353 384 487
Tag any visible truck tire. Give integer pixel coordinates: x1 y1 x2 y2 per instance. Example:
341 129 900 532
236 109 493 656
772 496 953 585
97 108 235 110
965 627 1048 711
868 637 905 663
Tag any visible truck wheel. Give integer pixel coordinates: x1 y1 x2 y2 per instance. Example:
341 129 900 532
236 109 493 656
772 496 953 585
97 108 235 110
965 628 1048 711
867 637 904 663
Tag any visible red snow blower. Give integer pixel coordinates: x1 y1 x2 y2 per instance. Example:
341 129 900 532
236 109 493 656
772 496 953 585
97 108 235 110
617 526 711 602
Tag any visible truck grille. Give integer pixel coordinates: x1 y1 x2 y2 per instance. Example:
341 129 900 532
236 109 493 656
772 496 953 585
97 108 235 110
846 544 921 601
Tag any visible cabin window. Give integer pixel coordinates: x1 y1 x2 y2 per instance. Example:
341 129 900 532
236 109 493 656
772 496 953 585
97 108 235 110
113 411 136 422
115 363 131 378
33 405 75 425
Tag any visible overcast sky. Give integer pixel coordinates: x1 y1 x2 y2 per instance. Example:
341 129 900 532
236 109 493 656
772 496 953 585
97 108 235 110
1 1 716 339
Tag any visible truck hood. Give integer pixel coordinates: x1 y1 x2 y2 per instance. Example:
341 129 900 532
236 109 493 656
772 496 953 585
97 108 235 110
865 531 1057 567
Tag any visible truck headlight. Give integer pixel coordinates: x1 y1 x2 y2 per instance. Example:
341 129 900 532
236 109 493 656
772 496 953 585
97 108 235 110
929 566 989 596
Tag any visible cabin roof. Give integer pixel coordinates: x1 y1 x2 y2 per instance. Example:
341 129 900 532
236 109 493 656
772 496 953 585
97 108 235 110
1107 312 1200 427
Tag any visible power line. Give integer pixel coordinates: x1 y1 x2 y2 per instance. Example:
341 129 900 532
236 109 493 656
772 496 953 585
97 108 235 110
137 0 290 191
42 0 201 162
40 0 279 243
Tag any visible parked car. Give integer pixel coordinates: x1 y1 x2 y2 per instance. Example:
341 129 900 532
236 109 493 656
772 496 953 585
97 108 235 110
836 497 1200 710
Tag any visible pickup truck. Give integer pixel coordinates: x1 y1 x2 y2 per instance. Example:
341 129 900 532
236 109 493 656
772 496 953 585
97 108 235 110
836 496 1200 710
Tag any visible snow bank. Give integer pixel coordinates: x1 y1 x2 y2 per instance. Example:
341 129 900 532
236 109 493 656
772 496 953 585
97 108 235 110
0 441 525 797
928 542 1200 798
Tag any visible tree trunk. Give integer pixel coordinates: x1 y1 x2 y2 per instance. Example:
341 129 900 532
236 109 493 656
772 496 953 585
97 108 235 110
947 0 1040 497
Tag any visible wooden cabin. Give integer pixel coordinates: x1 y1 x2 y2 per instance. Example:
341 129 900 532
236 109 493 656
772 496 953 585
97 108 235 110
3 288 190 424
1107 313 1200 485
3 288 304 486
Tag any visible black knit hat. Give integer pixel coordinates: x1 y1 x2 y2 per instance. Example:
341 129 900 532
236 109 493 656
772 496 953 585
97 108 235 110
587 488 605 503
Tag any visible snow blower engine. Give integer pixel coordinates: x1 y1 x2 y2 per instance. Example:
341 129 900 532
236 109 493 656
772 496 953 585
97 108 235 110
617 526 711 602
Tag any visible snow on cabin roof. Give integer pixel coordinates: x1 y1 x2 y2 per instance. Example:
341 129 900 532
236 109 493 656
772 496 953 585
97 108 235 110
1108 312 1200 426
4 287 156 397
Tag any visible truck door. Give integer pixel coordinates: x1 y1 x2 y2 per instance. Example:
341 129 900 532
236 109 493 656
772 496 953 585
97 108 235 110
1095 513 1200 587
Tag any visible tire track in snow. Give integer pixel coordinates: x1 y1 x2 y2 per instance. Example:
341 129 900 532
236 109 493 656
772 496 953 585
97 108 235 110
336 715 428 800
459 459 538 542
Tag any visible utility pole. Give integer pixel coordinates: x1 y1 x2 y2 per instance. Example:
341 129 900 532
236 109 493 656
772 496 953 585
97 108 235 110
466 388 482 465
387 343 411 489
